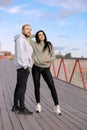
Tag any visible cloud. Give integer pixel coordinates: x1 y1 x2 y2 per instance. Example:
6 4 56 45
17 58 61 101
6 6 22 13
37 11 57 21
54 46 66 51
0 0 12 7
85 43 87 45
0 4 31 14
58 34 71 38
0 6 21 14
37 0 87 11
23 10 39 16
70 48 80 51
0 4 40 18
59 9 78 19
59 19 77 27
37 0 87 19
0 5 44 19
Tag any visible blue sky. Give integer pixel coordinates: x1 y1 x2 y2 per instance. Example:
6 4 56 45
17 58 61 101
0 0 87 57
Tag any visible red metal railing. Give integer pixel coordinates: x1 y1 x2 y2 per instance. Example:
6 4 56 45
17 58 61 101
50 58 87 90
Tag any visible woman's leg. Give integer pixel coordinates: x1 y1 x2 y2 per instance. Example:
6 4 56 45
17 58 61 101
32 65 41 103
42 68 59 105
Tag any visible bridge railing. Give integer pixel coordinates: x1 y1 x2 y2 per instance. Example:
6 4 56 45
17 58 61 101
50 58 87 90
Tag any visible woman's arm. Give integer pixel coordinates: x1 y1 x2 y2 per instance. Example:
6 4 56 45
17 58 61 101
45 45 56 63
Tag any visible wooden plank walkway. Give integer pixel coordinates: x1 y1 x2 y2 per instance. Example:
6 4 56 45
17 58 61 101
0 59 87 130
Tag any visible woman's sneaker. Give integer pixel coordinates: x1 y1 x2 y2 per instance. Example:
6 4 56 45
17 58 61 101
36 103 41 113
54 105 61 115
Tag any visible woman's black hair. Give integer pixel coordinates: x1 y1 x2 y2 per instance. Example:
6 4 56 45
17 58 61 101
35 30 52 53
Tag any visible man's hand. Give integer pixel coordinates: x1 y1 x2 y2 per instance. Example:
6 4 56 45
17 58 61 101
45 58 48 62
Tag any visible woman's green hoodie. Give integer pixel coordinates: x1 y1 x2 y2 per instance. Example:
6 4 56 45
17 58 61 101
28 38 56 68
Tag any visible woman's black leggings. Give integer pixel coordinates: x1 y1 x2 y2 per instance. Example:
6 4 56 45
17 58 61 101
32 65 59 105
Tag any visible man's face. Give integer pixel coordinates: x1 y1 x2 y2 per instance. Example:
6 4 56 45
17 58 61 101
22 25 32 37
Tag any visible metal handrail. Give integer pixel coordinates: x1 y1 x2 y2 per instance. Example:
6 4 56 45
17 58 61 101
50 58 87 90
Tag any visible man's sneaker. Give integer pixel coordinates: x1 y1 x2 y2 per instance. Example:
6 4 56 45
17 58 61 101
54 105 61 115
12 106 19 113
18 107 33 115
36 103 41 113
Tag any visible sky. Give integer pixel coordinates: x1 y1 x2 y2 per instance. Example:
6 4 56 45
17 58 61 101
0 0 87 57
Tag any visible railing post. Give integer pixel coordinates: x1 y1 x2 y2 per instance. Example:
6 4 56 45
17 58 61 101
69 59 78 83
57 58 63 78
78 60 86 90
62 59 68 82
51 62 57 78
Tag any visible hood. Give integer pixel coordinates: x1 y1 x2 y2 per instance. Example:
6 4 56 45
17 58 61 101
14 34 21 42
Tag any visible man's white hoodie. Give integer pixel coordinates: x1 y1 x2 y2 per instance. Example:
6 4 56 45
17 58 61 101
14 34 33 69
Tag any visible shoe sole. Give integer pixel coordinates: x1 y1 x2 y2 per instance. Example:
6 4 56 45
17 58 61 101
58 113 62 115
18 111 33 115
12 109 19 113
36 110 41 113
56 112 62 115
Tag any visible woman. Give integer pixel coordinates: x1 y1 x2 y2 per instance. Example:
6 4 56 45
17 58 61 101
31 30 61 115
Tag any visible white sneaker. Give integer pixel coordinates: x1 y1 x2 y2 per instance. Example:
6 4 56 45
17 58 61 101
36 103 42 113
54 105 61 115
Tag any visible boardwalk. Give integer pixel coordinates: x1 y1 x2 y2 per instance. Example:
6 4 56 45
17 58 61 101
0 59 87 130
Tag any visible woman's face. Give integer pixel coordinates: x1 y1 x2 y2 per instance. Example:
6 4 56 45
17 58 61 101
38 32 45 42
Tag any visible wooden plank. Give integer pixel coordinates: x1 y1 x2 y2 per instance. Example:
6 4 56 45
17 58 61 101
3 70 35 130
26 73 87 130
25 95 53 130
25 93 61 130
0 80 3 130
3 62 43 130
0 114 3 130
0 79 13 130
25 88 61 130
26 115 43 130
26 85 71 130
0 59 87 130
2 77 24 130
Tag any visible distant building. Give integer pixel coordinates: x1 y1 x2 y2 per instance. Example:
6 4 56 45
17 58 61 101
0 51 14 60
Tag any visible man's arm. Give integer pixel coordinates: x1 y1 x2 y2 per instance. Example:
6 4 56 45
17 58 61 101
16 38 29 69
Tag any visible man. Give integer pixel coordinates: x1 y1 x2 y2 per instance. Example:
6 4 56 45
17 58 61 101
12 24 33 115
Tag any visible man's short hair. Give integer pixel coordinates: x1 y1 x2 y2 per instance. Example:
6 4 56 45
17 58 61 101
22 24 31 30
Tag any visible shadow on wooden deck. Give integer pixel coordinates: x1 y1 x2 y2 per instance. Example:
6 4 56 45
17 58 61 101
0 59 87 130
